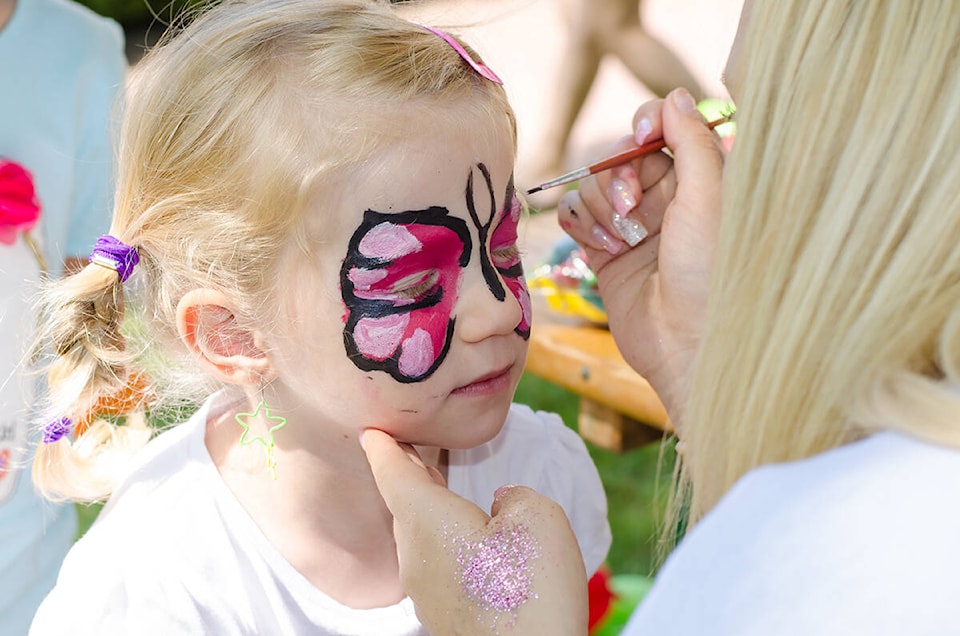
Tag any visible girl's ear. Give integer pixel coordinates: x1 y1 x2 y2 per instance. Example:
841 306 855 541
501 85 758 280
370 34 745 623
176 289 273 386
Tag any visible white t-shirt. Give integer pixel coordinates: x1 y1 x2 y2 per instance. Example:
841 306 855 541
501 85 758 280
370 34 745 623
624 431 960 635
31 393 610 635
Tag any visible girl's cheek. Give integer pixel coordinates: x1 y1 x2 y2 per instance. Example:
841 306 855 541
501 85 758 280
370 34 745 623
340 210 472 382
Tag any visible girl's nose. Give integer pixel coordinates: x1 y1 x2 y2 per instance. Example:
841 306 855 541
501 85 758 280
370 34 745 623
456 269 525 343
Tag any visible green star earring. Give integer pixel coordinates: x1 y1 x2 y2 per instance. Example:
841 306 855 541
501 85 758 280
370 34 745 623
235 399 287 480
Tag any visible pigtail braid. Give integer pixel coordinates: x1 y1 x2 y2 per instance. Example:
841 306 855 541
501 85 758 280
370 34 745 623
32 261 152 502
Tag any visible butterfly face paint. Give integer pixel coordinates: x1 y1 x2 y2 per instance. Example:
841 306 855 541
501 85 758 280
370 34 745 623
341 164 530 383
487 180 532 340
467 166 531 340
341 207 472 383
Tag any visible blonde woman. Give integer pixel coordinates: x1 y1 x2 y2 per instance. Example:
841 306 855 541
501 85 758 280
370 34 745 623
365 0 960 633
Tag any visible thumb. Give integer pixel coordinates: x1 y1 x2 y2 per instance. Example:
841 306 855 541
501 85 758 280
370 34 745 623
490 484 562 518
662 88 726 191
360 428 445 518
489 485 582 556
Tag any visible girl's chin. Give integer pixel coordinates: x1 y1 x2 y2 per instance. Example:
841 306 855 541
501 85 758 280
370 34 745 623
420 423 508 451
384 400 513 450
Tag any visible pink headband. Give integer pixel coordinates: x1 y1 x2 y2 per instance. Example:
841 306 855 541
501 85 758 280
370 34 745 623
416 23 503 85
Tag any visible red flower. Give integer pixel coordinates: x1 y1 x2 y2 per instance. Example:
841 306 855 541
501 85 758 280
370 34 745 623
588 565 617 632
0 159 41 245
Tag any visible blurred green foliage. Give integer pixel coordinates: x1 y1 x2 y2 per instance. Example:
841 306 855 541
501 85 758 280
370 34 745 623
75 0 411 27
513 373 674 576
74 0 205 27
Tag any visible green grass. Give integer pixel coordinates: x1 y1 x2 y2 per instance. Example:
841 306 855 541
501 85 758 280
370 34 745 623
75 503 102 541
513 373 673 576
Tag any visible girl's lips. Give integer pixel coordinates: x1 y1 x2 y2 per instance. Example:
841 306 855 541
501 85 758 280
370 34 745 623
452 364 514 396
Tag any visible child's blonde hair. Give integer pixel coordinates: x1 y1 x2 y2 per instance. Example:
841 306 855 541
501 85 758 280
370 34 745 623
32 0 516 502
669 0 960 535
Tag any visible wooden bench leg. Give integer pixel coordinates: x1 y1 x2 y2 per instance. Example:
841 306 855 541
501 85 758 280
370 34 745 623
577 399 665 452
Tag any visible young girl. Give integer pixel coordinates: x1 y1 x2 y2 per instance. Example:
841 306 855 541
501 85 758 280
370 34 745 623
28 1 610 633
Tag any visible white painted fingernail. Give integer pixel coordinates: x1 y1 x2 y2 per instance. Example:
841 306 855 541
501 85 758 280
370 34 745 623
611 213 648 247
635 117 653 144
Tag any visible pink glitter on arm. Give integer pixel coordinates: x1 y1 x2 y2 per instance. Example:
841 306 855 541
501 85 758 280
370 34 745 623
450 523 541 629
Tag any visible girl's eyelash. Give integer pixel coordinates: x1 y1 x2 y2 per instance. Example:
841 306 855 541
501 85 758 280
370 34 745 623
392 270 439 299
493 244 520 260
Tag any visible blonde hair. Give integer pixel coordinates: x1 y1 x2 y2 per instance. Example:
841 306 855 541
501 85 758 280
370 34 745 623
32 0 516 501
669 0 960 534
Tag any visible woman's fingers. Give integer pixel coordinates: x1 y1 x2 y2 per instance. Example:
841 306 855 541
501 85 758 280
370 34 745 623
659 90 726 245
360 430 588 635
557 151 675 274
557 189 621 272
662 89 727 181
558 186 661 321
359 429 447 518
557 102 677 259
556 89 725 414
632 98 665 145
655 89 725 305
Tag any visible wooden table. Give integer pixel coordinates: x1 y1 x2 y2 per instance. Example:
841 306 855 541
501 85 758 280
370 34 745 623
524 323 672 452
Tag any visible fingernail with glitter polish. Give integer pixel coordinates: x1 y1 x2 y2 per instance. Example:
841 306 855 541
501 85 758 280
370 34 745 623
590 224 624 255
608 178 637 217
611 212 649 247
635 117 653 144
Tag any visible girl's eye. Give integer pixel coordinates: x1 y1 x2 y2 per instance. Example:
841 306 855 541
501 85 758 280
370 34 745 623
492 243 521 268
392 270 440 300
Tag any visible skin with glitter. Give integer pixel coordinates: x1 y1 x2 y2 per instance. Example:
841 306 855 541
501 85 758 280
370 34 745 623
454 523 541 624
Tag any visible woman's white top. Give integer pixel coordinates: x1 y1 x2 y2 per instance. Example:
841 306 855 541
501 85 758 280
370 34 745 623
625 431 960 635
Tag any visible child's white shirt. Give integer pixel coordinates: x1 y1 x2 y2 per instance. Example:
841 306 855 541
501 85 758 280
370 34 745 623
30 391 610 635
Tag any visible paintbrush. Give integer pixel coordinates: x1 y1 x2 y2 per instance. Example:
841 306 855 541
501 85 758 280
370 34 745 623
526 112 735 195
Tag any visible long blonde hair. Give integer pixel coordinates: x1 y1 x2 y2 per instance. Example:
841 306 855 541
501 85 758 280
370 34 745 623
673 0 960 531
32 0 516 502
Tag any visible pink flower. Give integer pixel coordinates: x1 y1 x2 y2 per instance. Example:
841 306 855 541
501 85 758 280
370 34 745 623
0 159 41 245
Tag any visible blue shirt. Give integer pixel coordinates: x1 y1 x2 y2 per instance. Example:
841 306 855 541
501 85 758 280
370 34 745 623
0 0 125 273
0 1 125 633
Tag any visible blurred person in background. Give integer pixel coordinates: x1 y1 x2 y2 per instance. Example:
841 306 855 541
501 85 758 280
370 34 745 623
526 0 704 209
0 0 124 632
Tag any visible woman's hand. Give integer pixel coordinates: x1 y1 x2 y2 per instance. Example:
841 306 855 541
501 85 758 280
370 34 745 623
360 428 588 635
557 88 726 423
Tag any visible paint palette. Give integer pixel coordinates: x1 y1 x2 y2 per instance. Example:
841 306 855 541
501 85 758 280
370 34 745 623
528 236 607 326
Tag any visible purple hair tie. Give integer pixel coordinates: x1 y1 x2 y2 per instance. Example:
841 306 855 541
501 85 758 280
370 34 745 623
88 234 139 283
43 417 72 444
415 23 503 85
